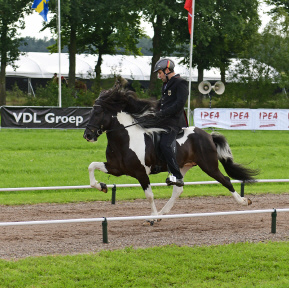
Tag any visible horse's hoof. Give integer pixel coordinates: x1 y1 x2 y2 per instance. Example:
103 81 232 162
143 220 155 226
248 198 252 205
100 182 107 193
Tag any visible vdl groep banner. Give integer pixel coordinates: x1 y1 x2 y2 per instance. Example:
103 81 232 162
1 106 92 129
194 108 289 130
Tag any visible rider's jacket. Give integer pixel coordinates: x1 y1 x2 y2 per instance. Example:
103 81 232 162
157 74 189 129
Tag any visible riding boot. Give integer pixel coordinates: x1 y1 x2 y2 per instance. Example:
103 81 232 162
159 130 184 186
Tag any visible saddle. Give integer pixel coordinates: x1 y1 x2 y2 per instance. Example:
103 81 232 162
150 129 184 174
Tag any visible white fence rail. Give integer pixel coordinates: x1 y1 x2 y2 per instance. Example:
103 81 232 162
1 208 288 243
1 179 289 192
0 179 288 204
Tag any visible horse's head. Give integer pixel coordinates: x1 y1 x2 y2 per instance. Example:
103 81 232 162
84 76 162 141
83 103 112 142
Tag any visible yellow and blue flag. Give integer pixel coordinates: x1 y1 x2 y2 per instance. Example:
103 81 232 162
32 0 50 22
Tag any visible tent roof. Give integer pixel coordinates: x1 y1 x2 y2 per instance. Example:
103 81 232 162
5 52 277 82
5 52 221 81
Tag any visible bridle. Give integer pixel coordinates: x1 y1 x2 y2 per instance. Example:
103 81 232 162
84 104 107 138
85 104 146 139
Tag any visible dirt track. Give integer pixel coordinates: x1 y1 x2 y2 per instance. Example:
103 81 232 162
0 194 288 259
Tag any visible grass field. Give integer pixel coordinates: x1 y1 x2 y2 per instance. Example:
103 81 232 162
0 129 288 205
0 243 288 287
1 128 288 287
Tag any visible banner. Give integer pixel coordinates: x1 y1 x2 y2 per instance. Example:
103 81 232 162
194 108 289 130
1 107 91 129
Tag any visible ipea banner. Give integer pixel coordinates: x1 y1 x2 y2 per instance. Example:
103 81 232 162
1 106 92 129
194 108 289 130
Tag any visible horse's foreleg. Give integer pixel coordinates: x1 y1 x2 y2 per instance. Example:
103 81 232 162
158 185 183 215
158 166 190 215
88 162 109 192
144 184 158 217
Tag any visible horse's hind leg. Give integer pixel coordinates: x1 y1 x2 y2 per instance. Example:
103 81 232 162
197 158 251 206
158 166 191 215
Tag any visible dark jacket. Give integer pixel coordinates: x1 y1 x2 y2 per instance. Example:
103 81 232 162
157 74 189 129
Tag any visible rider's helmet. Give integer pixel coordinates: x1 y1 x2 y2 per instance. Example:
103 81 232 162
153 58 175 73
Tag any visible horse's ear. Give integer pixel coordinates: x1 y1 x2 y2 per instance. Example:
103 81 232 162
114 76 128 90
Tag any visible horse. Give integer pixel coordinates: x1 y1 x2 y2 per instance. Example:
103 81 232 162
83 78 259 223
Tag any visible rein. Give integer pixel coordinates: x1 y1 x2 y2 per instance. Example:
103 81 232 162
85 118 145 137
85 102 157 139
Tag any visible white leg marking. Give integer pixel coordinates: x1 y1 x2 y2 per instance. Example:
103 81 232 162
88 162 108 191
232 191 248 206
158 166 190 215
159 186 183 215
144 185 158 216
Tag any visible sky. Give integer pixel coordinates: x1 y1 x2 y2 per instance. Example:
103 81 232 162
19 1 273 40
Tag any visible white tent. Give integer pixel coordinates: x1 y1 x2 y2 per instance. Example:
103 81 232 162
5 52 222 82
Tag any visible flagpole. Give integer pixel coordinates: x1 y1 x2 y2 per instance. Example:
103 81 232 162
58 0 62 107
187 0 195 125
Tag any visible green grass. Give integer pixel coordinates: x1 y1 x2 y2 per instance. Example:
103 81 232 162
0 242 288 287
0 129 288 205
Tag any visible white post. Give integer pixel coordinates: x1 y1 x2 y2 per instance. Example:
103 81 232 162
58 0 62 107
187 0 196 125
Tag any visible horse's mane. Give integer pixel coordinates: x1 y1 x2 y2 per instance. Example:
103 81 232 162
97 87 155 115
95 77 170 131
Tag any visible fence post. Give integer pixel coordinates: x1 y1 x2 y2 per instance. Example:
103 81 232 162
111 184 116 204
271 209 277 234
102 217 108 243
240 181 245 197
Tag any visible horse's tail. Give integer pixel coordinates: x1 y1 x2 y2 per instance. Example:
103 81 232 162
211 132 259 182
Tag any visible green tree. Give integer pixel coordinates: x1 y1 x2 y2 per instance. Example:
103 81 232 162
19 37 58 52
79 0 143 92
138 0 188 97
212 0 260 83
188 0 260 83
242 19 289 94
46 0 143 93
0 0 31 105
45 0 84 89
265 0 289 32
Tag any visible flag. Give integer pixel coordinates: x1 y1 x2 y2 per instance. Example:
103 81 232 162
184 0 193 34
32 0 50 22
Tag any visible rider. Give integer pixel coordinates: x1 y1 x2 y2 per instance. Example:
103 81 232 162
153 58 189 187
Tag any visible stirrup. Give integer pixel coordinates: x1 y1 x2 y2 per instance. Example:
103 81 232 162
166 175 176 186
166 175 184 187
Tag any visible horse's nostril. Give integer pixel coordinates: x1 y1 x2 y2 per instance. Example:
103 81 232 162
83 132 90 139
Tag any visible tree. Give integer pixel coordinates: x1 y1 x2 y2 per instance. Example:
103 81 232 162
0 0 31 105
45 0 143 93
19 37 58 52
45 0 84 89
138 0 188 97
265 0 289 32
79 0 143 92
212 0 260 83
187 0 260 84
242 18 289 93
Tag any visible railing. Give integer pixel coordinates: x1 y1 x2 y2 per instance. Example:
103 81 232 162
0 179 288 204
1 208 288 243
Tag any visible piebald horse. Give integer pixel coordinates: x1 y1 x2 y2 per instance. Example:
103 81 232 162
83 79 258 222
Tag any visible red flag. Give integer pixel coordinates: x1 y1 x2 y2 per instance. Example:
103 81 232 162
184 0 193 34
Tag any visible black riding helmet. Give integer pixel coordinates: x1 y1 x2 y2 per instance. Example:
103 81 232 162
153 58 175 82
153 58 175 73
